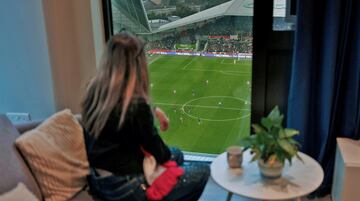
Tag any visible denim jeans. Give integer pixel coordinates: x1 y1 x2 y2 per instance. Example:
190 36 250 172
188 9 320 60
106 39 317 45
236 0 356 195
88 148 210 201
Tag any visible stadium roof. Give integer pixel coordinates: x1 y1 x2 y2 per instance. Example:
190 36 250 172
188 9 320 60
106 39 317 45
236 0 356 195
112 0 151 34
155 0 286 33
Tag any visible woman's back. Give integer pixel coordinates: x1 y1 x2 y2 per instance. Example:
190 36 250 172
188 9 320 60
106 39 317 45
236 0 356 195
87 98 171 176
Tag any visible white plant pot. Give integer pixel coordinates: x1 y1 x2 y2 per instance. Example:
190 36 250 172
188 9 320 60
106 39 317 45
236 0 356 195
258 159 284 179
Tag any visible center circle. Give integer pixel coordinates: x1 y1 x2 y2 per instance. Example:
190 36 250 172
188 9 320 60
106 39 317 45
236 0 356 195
181 96 250 122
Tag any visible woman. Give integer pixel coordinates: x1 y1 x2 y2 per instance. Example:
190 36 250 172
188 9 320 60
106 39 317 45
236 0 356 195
81 32 209 201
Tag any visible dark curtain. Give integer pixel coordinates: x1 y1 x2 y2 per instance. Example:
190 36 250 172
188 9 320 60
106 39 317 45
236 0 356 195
287 0 360 195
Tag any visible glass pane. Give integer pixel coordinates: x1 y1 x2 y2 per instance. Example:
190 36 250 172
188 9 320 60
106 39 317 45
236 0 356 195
273 0 295 31
110 0 253 154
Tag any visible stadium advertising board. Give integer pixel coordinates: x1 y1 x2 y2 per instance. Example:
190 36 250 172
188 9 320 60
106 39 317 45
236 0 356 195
175 44 196 50
147 50 252 59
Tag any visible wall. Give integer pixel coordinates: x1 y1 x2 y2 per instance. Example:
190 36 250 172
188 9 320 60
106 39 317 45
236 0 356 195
42 0 104 114
0 0 56 120
0 0 105 121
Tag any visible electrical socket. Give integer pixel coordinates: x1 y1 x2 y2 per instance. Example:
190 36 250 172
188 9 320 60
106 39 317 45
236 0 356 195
6 112 31 122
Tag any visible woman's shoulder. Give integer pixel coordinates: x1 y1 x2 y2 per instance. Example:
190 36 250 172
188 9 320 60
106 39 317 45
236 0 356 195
111 97 147 114
124 97 153 122
124 97 150 114
130 97 150 107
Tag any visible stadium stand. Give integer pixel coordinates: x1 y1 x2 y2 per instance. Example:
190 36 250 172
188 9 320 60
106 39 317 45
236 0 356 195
142 0 255 56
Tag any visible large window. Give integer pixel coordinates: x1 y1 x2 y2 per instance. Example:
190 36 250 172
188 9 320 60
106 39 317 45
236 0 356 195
103 0 290 154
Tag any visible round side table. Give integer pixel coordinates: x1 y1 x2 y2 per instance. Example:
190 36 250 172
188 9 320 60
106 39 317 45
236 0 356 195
211 150 324 201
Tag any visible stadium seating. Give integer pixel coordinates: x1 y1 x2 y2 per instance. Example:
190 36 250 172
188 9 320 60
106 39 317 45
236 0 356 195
145 16 253 55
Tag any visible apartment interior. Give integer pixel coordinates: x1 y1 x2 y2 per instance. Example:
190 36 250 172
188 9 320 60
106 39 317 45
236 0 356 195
0 0 359 201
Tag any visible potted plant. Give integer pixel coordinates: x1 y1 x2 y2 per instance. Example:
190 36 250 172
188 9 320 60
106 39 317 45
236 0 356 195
240 106 302 179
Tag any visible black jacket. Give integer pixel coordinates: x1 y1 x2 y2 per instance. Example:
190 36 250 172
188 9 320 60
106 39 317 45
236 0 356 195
86 99 171 175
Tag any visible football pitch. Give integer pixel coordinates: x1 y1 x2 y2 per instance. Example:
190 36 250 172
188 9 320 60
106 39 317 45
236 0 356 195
148 55 252 154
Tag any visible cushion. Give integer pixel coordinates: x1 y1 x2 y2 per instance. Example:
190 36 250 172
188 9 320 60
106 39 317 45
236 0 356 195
15 110 90 201
0 183 38 201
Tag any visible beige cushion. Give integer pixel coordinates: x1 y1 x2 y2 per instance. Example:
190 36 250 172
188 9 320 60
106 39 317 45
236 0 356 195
0 183 39 201
15 110 90 201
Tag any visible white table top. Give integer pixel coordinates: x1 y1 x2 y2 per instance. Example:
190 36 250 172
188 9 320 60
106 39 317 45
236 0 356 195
211 151 324 200
337 138 360 166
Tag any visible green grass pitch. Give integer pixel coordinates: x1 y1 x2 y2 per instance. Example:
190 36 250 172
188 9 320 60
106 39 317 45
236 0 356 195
148 55 252 154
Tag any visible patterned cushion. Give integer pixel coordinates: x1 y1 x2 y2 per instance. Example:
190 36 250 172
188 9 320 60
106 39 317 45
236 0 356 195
15 110 89 201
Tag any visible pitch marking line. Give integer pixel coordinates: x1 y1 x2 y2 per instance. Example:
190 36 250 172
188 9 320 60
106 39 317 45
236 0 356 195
183 68 250 76
181 96 250 121
148 55 162 65
182 57 196 70
154 102 250 111
219 59 238 65
155 96 251 122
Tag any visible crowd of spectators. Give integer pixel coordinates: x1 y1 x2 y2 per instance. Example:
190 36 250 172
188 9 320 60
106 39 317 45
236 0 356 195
205 37 252 54
145 18 253 54
146 33 252 54
146 36 176 50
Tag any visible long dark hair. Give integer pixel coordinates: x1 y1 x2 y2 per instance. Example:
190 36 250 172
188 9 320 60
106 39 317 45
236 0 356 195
81 32 149 138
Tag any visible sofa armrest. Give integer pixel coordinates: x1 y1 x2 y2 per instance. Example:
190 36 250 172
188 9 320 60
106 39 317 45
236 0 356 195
14 114 82 134
0 115 43 200
14 120 43 134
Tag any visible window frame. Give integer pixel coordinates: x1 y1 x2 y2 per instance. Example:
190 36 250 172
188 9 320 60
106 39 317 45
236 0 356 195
101 0 293 128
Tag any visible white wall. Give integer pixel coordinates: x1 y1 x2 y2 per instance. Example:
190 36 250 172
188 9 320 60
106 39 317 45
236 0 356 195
0 0 56 120
0 0 105 121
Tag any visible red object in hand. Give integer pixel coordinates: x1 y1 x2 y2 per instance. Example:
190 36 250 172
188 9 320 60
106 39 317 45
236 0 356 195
146 161 184 201
154 107 169 132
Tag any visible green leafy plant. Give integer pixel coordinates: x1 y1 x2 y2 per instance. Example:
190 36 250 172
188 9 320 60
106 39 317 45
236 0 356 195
240 106 302 165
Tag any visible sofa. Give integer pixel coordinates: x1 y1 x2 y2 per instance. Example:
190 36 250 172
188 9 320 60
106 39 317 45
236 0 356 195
0 114 94 201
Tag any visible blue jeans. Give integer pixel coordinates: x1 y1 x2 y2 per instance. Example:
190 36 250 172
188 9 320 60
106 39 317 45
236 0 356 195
88 148 210 201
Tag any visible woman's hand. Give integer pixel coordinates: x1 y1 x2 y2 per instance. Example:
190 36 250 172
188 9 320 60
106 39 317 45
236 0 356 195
154 107 169 132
